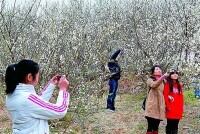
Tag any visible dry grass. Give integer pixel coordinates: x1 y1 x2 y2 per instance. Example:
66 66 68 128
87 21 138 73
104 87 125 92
81 93 200 134
0 97 12 133
0 90 199 134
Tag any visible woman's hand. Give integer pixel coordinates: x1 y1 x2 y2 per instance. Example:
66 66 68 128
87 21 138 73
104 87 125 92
163 72 169 78
166 107 171 111
50 74 60 85
168 95 174 102
58 75 69 91
161 72 169 82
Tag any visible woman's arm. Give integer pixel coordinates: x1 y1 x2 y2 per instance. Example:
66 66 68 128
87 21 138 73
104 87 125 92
38 82 55 101
38 75 59 101
147 77 163 89
27 90 70 120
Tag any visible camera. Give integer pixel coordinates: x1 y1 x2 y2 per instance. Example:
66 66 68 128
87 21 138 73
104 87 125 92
57 75 61 81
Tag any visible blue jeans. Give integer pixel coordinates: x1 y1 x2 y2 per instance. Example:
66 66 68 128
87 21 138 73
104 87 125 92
107 79 118 110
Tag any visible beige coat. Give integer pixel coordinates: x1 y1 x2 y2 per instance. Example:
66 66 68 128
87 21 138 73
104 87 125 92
144 77 165 120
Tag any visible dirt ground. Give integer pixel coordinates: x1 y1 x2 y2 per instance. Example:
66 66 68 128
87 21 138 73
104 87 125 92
0 97 12 134
83 94 200 134
0 93 199 134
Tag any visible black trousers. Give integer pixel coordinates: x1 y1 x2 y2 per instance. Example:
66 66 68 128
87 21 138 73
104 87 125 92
166 119 180 131
146 116 161 132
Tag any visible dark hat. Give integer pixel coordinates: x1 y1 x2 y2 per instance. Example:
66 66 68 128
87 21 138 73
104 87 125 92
110 49 121 60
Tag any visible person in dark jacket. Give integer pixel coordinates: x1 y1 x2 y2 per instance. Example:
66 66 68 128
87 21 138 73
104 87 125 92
106 49 121 111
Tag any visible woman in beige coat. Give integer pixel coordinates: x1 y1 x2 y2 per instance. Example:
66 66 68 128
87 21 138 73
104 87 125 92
145 65 168 134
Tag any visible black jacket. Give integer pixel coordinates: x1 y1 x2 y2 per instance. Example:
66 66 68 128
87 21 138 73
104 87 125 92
107 60 121 80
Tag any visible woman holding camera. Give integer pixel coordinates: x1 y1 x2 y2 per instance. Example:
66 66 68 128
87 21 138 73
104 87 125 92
164 69 184 134
5 59 70 134
145 65 168 134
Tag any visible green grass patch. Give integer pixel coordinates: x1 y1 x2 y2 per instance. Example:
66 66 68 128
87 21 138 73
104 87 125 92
0 117 9 122
123 93 145 102
0 101 3 107
61 111 73 122
184 90 200 106
3 128 11 133
91 126 100 133
49 126 59 133
137 124 145 130
133 106 142 112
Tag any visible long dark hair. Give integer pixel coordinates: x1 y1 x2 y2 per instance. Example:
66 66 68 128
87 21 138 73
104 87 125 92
5 59 39 94
166 73 181 93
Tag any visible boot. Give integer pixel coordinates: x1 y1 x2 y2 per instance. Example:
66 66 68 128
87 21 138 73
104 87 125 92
172 130 178 134
152 131 158 134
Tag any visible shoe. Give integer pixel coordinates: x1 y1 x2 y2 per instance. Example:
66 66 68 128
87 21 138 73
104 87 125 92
107 106 115 110
106 107 115 112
